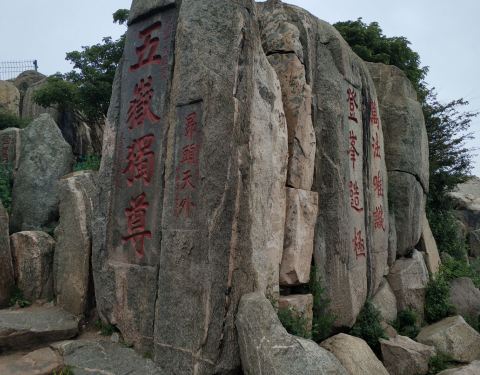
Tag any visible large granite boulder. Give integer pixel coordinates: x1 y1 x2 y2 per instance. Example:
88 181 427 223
54 171 97 316
21 78 59 122
448 277 480 321
449 177 480 212
387 249 429 319
0 81 20 116
416 316 480 363
10 114 74 232
259 0 389 328
12 70 45 115
437 361 480 375
367 62 429 256
236 292 348 375
94 1 288 373
320 333 389 375
380 334 436 375
372 278 398 323
10 231 55 301
0 201 14 307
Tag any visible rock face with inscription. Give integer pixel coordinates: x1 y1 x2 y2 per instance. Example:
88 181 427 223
259 1 389 327
0 200 14 307
94 0 288 373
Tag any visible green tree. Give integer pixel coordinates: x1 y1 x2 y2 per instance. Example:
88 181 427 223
33 10 129 124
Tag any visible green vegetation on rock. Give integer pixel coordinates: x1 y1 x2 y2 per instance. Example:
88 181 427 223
0 110 30 130
309 267 336 342
392 309 420 339
350 300 386 355
425 274 456 324
277 305 311 339
74 154 101 172
0 164 13 213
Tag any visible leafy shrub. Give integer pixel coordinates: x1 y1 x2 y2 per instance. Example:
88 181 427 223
277 305 311 339
428 353 455 375
350 300 386 354
425 274 455 323
427 208 467 260
0 164 13 212
441 257 480 288
9 286 31 308
95 319 117 336
393 309 420 339
309 267 336 342
74 154 101 171
0 110 30 130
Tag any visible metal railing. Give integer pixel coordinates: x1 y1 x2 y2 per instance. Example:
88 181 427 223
0 60 38 81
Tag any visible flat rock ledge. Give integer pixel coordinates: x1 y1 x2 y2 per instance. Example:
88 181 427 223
0 306 79 352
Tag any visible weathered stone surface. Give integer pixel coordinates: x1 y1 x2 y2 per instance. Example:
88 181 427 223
21 79 59 122
387 249 429 319
0 127 21 170
0 200 14 307
10 231 55 301
13 70 45 116
54 340 164 375
259 0 389 328
0 81 20 116
10 114 73 232
54 171 97 316
469 229 480 258
280 188 318 285
372 278 398 323
95 2 288 373
0 347 63 375
0 306 78 351
419 211 441 274
437 361 480 375
449 277 480 321
416 315 480 363
267 52 315 190
128 0 175 25
388 210 397 266
278 294 314 334
380 334 436 375
381 321 398 338
321 333 389 375
236 292 348 375
449 177 480 212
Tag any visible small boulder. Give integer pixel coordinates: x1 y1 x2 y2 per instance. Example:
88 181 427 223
320 333 389 375
448 277 480 323
10 231 55 301
0 201 14 307
236 292 348 375
372 278 398 323
380 334 436 375
10 114 74 232
0 347 63 375
437 361 480 375
416 315 480 363
387 249 429 319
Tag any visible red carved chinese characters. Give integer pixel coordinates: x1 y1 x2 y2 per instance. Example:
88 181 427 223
347 88 358 123
372 132 381 159
370 100 379 128
352 228 366 258
185 112 198 140
349 180 364 212
127 76 161 129
180 144 199 165
348 130 360 170
130 22 162 72
122 193 152 258
373 205 386 231
176 197 195 218
373 171 384 197
122 134 155 186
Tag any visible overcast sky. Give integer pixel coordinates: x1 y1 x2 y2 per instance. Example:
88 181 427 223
1 0 478 175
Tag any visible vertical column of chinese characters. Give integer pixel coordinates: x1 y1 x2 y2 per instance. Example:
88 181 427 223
347 87 366 259
121 22 164 259
370 100 386 233
174 111 200 225
1 136 11 164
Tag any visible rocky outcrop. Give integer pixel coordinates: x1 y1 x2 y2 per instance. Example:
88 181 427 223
21 78 59 123
416 316 480 363
10 114 73 232
367 62 429 256
419 211 441 274
54 171 97 316
12 70 45 115
387 249 429 319
0 81 20 116
0 348 63 375
320 333 389 375
448 277 480 321
236 292 348 375
380 334 436 375
280 188 318 285
10 231 55 301
372 278 398 323
0 201 14 307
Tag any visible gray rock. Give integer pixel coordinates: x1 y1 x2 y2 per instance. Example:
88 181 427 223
128 0 175 25
10 113 73 232
0 81 20 116
469 229 480 258
55 340 164 375
380 334 436 375
278 294 314 334
236 292 348 375
416 315 480 363
437 361 480 375
21 79 59 123
372 278 398 323
0 200 14 307
320 333 389 375
387 249 429 319
0 306 78 351
54 171 97 316
10 231 55 301
419 211 441 274
0 347 63 375
449 277 480 322
449 177 480 212
13 70 45 100
0 127 21 171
